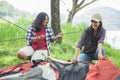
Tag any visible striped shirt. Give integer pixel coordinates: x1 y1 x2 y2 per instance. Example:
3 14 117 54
26 25 55 54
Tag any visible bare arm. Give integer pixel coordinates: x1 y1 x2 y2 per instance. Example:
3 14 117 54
72 30 86 63
72 47 81 63
98 43 104 58
98 29 106 58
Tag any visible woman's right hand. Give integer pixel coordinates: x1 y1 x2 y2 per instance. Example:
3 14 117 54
72 58 77 64
72 47 80 64
72 54 78 64
32 35 45 42
37 35 45 40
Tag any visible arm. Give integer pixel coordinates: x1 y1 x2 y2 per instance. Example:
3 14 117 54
48 27 63 42
26 26 34 45
26 26 45 44
98 43 103 58
47 56 72 64
72 31 86 63
98 29 106 58
72 47 81 63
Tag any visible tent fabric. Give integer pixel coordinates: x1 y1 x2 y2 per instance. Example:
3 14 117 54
50 61 90 80
1 57 120 80
0 60 59 80
5 67 47 80
0 62 33 77
85 57 120 80
38 63 57 80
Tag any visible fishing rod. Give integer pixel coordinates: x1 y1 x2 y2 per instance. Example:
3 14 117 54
0 16 80 42
0 17 27 42
0 17 80 34
63 31 80 34
0 31 80 42
0 38 25 42
0 16 27 31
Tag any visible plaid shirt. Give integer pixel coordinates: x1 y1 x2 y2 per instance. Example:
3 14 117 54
26 25 55 54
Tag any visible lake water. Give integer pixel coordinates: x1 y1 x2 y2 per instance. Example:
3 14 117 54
105 31 120 49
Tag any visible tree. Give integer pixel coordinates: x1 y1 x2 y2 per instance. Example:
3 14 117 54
51 0 62 44
67 0 97 23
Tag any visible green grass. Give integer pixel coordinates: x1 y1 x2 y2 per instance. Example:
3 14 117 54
0 19 120 69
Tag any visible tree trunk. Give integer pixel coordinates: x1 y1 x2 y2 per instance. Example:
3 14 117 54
51 0 62 44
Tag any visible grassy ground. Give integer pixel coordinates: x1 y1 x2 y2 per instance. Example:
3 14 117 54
0 19 120 69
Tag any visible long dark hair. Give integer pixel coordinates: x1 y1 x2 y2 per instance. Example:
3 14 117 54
98 21 103 30
99 21 102 27
32 12 49 32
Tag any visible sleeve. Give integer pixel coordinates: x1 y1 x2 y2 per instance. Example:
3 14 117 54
26 26 34 45
49 27 55 42
46 27 55 42
76 30 86 49
98 29 106 43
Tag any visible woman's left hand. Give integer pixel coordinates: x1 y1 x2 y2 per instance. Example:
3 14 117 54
56 32 63 38
98 52 104 59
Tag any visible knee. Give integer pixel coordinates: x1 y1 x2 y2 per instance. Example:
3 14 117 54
96 48 106 55
78 54 89 62
17 51 28 60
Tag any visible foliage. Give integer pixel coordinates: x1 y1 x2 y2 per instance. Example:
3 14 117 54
0 19 120 70
0 0 33 19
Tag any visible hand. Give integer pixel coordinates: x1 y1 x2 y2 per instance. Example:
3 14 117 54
47 56 53 62
47 56 52 60
72 54 78 64
72 51 79 64
38 35 45 40
98 52 104 59
56 33 63 38
72 58 77 64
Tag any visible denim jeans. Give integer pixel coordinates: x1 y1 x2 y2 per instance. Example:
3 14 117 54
78 48 106 62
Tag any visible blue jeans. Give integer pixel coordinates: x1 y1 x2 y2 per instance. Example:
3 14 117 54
78 48 106 62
